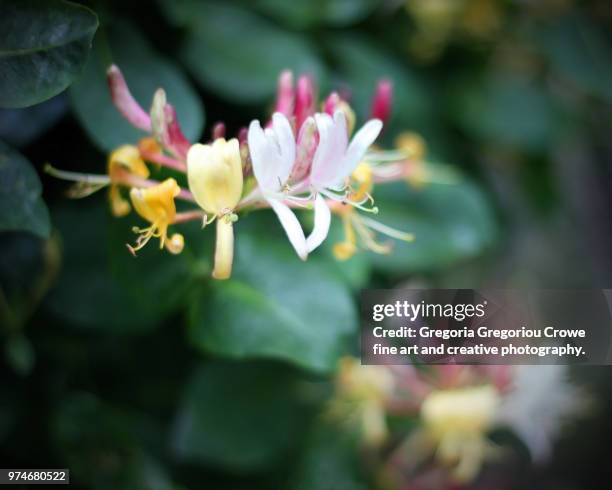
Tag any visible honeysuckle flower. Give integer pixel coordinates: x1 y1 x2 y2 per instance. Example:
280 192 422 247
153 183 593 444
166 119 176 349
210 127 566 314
322 92 356 135
107 64 151 132
128 178 184 255
306 110 383 253
107 145 150 217
329 357 396 446
150 89 191 160
420 385 500 482
274 70 294 117
370 79 393 125
187 138 244 279
248 113 309 260
294 75 316 130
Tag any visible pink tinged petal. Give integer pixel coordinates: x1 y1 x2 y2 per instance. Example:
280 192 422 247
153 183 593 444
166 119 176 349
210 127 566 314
295 75 316 129
212 122 226 140
274 70 295 117
323 92 341 116
107 64 151 132
164 103 190 158
290 117 318 183
370 79 393 125
337 118 383 182
269 199 308 260
306 193 331 253
310 111 349 189
237 126 248 145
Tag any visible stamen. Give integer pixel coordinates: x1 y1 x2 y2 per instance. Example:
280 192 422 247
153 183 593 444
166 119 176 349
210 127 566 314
360 216 415 242
44 164 111 186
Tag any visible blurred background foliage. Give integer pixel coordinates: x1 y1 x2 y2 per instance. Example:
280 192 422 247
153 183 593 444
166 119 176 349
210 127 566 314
1 0 612 488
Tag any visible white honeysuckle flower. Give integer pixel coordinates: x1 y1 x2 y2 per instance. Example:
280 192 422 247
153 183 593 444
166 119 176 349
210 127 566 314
248 112 309 260
306 110 383 253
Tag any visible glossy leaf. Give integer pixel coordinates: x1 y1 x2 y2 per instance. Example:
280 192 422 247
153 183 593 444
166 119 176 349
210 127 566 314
172 360 311 470
370 178 497 274
172 1 325 102
251 0 380 29
0 0 98 108
70 20 204 152
0 140 50 237
46 202 157 332
188 218 357 373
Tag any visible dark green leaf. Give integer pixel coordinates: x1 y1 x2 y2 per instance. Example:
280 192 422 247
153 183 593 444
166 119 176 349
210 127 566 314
538 13 612 104
371 178 497 274
172 360 311 470
47 198 167 334
173 1 325 102
251 0 380 29
293 420 367 490
449 73 557 151
188 221 357 373
70 19 204 152
4 333 35 376
53 393 175 490
0 140 50 237
0 0 98 108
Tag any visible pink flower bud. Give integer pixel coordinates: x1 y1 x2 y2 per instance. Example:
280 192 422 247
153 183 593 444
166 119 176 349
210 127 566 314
274 70 295 117
107 64 151 132
237 126 248 145
370 79 393 124
212 122 226 140
295 75 316 130
323 92 341 116
290 117 318 183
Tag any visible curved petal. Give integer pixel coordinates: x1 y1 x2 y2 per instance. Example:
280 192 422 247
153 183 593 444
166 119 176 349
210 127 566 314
310 111 348 188
248 114 296 192
271 112 296 184
269 198 308 261
306 193 331 253
337 118 383 182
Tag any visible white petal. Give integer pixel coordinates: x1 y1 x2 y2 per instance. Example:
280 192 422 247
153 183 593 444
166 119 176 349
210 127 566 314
337 118 383 182
272 112 296 184
248 114 296 192
269 198 308 260
248 119 276 191
306 193 331 253
310 111 348 188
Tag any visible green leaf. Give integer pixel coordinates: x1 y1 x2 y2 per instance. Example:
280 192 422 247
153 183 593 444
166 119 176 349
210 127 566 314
250 0 380 29
0 0 98 108
70 19 204 152
0 140 50 238
53 393 175 490
4 333 35 376
538 13 612 104
46 199 191 333
172 360 311 470
449 73 557 152
293 420 368 490
370 178 497 274
172 1 325 102
188 220 357 373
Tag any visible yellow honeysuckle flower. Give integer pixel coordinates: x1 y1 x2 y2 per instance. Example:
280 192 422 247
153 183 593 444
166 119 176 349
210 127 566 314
421 385 500 482
330 357 395 446
108 145 150 217
187 138 244 280
128 178 184 255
